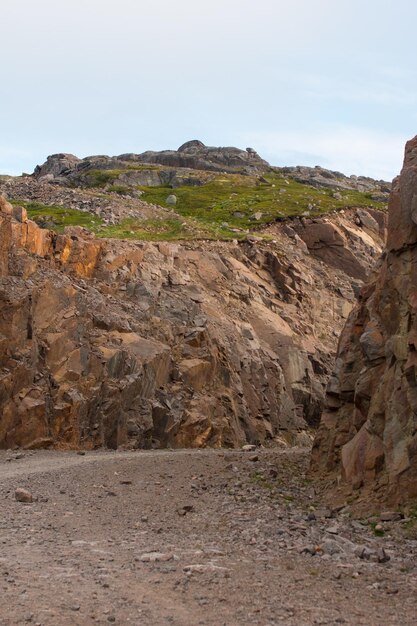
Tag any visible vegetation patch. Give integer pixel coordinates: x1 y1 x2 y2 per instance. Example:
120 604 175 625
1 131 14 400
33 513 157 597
106 184 132 195
10 200 103 233
138 171 387 231
85 165 161 188
251 471 274 491
9 168 387 242
369 521 385 537
84 170 122 188
9 199 246 242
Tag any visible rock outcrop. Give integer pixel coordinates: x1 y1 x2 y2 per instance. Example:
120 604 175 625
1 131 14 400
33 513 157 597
0 192 384 451
311 136 417 504
121 140 270 174
33 141 269 186
278 165 390 195
31 146 391 208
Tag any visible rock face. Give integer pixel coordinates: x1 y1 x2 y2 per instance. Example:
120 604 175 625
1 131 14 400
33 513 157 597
126 140 270 174
33 141 269 185
278 165 390 195
311 136 417 504
0 193 384 451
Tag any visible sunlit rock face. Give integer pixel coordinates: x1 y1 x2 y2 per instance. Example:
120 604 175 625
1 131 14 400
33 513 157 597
0 181 387 452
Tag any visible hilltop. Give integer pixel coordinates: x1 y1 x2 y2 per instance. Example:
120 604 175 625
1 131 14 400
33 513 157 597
0 140 390 242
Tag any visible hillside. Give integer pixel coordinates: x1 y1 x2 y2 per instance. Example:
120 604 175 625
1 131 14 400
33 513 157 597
0 140 386 450
1 141 389 243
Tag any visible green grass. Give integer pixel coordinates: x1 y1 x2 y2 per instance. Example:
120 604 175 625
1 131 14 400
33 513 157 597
369 521 385 537
9 168 387 242
96 217 192 241
84 170 122 187
10 200 103 233
9 200 243 242
137 171 386 231
85 165 160 188
106 184 132 195
251 471 274 490
94 217 248 241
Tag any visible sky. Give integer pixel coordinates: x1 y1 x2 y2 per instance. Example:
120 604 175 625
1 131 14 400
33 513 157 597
2 0 417 180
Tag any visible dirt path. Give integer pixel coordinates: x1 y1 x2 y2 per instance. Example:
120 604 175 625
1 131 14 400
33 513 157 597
1 448 416 625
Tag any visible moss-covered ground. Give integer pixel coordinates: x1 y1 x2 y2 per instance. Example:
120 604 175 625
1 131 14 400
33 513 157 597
138 170 385 231
9 169 387 241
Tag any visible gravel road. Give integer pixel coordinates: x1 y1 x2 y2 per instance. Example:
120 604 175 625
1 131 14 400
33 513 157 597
1 448 416 625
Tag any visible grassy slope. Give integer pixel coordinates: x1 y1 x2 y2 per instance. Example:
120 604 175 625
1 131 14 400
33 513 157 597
138 171 384 230
9 169 386 241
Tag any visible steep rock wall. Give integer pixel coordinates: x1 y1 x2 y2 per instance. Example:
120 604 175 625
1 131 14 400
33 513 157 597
311 136 417 504
0 196 384 451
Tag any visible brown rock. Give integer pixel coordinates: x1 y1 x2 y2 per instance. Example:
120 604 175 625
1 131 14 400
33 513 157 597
295 220 370 280
312 135 417 504
0 177 385 452
15 488 33 503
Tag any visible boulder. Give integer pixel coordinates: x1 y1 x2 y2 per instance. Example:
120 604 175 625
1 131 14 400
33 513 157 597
296 220 369 280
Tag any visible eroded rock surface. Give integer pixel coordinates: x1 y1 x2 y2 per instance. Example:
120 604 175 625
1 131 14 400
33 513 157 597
312 136 417 505
0 195 384 450
279 164 391 195
33 141 269 185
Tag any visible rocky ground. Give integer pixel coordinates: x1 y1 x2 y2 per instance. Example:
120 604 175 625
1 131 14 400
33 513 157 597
0 177 178 225
1 447 416 626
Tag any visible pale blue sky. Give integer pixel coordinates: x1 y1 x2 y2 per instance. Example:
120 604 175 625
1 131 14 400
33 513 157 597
2 0 417 179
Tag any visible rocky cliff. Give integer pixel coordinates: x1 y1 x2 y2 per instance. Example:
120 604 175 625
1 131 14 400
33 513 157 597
33 141 269 186
0 189 385 450
311 136 417 505
32 142 390 196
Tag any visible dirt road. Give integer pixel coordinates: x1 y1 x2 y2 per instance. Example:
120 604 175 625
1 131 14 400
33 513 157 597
1 448 416 625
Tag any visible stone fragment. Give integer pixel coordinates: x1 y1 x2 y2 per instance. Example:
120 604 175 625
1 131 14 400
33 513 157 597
138 552 177 563
379 511 403 522
15 488 33 503
376 548 390 563
166 194 177 206
177 505 194 516
183 563 229 573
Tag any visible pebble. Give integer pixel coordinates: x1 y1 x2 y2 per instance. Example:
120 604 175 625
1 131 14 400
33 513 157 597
320 540 342 556
183 563 229 574
15 488 33 503
380 511 403 522
138 552 177 563
177 505 194 516
377 547 391 563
